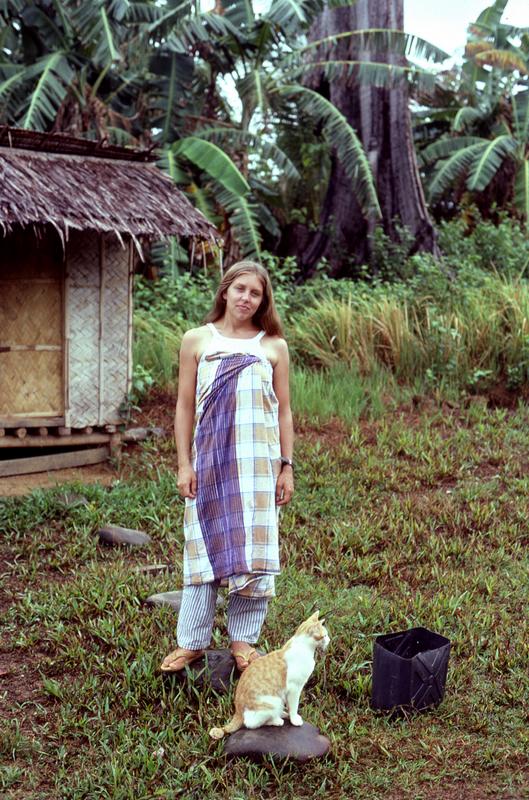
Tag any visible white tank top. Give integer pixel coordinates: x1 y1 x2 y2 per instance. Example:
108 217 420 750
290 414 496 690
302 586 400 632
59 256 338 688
203 322 266 358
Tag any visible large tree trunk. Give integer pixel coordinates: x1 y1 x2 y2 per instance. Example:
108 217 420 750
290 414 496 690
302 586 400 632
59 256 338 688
296 0 438 276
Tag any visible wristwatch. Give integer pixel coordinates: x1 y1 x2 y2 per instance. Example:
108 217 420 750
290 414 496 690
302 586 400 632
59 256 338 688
280 456 294 469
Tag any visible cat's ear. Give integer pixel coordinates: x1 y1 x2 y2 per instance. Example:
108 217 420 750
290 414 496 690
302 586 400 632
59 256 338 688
308 610 320 621
308 624 325 640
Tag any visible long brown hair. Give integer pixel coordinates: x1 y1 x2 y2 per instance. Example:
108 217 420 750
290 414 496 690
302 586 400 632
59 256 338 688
205 261 284 337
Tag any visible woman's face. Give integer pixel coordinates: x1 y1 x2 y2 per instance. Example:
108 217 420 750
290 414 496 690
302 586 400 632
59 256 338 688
223 272 265 321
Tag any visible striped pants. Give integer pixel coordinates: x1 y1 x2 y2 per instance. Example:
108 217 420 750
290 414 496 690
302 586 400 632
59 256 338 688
177 582 268 650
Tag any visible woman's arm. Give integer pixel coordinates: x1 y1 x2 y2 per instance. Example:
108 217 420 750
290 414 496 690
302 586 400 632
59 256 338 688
175 330 201 499
272 338 294 506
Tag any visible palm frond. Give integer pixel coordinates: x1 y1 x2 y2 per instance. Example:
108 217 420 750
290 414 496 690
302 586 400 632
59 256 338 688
252 198 281 240
467 134 517 192
71 2 121 65
474 48 528 74
453 106 484 132
288 59 437 93
474 0 509 32
146 0 193 35
264 0 312 32
188 182 219 224
195 126 301 181
166 13 245 55
465 40 490 58
0 64 26 103
19 4 70 49
223 0 255 29
280 84 381 218
162 54 179 144
297 29 449 64
428 141 487 202
420 136 485 166
237 69 270 120
512 90 529 143
20 52 73 130
514 158 529 219
173 136 250 196
123 2 166 23
216 186 262 258
157 145 190 184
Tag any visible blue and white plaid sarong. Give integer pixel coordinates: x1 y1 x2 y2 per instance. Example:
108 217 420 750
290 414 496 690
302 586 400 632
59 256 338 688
182 349 281 597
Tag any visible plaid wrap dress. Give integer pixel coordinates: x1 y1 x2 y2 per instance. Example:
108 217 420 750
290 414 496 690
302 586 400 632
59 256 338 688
182 324 281 598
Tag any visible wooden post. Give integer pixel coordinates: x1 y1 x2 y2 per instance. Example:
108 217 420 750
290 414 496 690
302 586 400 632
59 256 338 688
57 426 71 436
98 233 105 426
38 427 48 436
15 428 27 439
0 429 5 437
126 240 134 400
109 433 122 462
82 426 93 435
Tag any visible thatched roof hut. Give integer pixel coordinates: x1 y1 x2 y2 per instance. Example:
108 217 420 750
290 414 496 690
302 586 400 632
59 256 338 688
0 126 216 244
0 128 218 477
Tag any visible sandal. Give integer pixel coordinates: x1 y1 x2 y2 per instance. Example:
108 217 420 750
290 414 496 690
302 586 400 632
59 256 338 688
230 645 260 672
160 647 205 672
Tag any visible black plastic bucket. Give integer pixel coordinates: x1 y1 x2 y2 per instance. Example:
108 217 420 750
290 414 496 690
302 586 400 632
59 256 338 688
371 626 450 712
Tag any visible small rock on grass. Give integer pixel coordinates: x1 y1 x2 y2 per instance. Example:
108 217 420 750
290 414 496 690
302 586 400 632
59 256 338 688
224 721 330 761
57 491 89 507
145 590 224 611
123 426 168 443
149 426 167 439
162 649 236 694
135 564 173 575
98 526 151 547
123 427 149 443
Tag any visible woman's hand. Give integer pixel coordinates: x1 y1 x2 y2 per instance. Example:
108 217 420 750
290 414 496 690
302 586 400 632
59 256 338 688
178 465 197 499
276 467 294 506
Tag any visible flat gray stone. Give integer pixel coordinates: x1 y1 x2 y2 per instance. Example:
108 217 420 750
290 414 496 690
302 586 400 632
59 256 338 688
162 649 236 694
57 491 89 507
123 427 149 443
98 526 151 547
149 426 168 439
124 427 168 443
145 590 224 611
224 721 330 761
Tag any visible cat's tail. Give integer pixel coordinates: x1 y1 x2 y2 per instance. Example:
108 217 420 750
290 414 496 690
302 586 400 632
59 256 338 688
209 712 244 740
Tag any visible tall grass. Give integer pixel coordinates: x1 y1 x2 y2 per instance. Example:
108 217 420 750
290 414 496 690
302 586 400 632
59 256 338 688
132 267 529 404
288 273 529 389
290 364 412 424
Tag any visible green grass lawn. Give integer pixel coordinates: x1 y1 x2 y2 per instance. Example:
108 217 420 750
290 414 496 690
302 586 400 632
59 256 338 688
1 400 528 799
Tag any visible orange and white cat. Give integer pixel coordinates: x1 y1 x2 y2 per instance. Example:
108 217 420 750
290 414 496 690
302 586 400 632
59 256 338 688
209 611 329 739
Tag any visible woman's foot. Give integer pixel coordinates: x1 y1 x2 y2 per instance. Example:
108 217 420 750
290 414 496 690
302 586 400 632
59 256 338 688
230 641 261 672
160 647 205 672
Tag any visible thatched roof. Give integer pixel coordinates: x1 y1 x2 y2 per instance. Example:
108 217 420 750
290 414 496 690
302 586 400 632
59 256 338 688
0 127 218 243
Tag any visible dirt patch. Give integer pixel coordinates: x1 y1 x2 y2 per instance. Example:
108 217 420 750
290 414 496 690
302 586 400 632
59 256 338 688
131 388 176 431
0 461 117 497
0 651 48 717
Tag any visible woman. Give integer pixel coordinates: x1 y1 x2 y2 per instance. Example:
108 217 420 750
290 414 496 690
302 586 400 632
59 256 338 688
161 261 294 673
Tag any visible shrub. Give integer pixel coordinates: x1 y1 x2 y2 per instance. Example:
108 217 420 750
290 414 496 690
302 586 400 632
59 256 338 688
438 215 529 277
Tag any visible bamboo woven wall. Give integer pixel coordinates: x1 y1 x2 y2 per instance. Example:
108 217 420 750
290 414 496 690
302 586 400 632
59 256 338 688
0 230 64 422
67 231 132 427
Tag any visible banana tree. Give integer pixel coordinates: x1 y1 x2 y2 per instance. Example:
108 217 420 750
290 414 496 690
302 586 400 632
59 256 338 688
0 0 165 141
0 0 448 267
418 0 529 219
149 0 447 265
